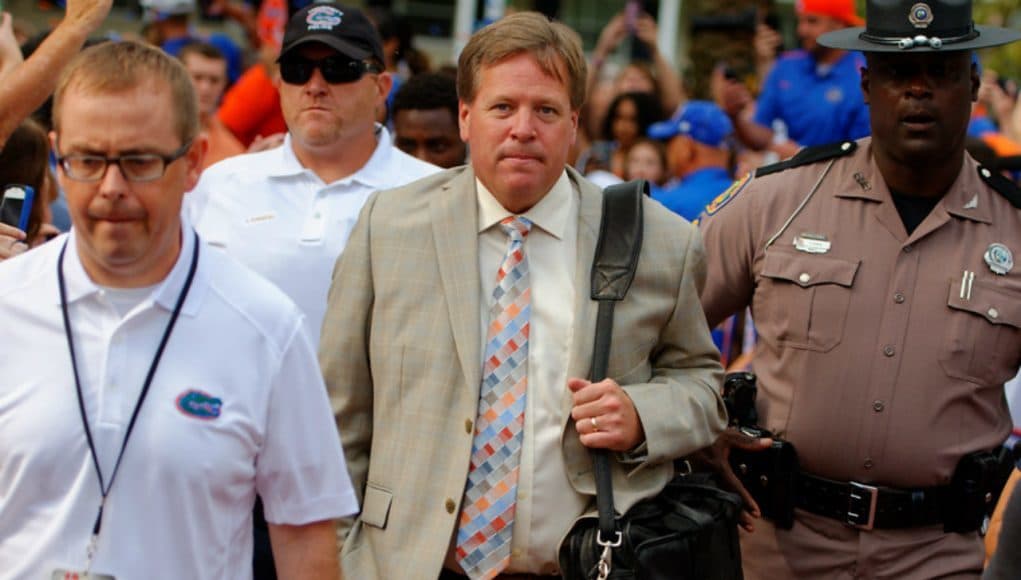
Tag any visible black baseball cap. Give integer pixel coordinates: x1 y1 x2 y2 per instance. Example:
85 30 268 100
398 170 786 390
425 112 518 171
278 2 384 63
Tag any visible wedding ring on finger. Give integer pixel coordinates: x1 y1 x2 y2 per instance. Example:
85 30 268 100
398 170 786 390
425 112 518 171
590 416 600 432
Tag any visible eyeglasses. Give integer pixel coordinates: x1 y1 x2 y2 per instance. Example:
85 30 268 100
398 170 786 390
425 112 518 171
56 141 193 183
279 55 382 85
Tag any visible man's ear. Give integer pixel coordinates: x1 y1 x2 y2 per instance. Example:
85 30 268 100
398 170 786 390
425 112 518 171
184 134 209 191
970 62 980 102
860 66 871 105
459 100 471 143
376 71 394 103
569 109 579 146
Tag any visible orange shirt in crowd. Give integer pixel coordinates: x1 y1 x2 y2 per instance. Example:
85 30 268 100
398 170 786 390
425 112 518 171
217 63 287 148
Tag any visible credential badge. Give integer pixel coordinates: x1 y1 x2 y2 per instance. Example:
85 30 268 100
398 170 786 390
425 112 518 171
984 243 1013 275
908 3 934 29
793 233 831 254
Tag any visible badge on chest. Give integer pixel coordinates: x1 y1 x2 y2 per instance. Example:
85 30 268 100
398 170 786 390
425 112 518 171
984 243 1013 275
793 232 831 254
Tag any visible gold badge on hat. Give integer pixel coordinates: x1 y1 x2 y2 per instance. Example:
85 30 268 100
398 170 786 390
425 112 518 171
984 243 1013 275
908 3 934 29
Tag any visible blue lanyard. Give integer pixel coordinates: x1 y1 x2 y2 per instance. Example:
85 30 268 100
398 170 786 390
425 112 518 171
57 232 199 569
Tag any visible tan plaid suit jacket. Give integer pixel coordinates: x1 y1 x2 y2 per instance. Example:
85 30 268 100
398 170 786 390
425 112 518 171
319 165 726 579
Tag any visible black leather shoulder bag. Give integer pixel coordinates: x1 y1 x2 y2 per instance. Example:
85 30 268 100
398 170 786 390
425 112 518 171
558 179 745 580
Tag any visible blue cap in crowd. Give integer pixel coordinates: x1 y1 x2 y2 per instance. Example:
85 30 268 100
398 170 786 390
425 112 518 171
647 100 734 148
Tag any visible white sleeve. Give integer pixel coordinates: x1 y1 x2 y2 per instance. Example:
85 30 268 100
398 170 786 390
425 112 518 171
256 316 359 525
1006 368 1021 447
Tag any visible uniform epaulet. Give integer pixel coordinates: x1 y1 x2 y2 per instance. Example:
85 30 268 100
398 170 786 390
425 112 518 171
978 165 1021 209
754 141 857 178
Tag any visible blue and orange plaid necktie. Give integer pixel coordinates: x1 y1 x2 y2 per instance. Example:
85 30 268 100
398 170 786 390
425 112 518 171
456 216 533 579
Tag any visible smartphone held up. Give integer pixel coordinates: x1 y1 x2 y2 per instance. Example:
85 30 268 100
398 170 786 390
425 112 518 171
0 184 35 231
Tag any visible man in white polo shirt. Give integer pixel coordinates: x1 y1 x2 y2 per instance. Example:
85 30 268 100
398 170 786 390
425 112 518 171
187 2 438 346
0 41 356 579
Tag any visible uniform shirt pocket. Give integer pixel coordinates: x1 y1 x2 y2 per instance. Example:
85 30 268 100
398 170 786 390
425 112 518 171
939 278 1021 385
758 251 860 352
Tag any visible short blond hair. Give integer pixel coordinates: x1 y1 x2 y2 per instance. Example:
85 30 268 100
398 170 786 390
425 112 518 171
53 40 199 145
457 12 587 110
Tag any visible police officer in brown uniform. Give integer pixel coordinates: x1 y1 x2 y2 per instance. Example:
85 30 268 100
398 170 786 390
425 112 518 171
699 0 1021 578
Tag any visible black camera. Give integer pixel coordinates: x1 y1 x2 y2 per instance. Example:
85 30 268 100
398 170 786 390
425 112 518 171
722 371 758 427
722 372 798 529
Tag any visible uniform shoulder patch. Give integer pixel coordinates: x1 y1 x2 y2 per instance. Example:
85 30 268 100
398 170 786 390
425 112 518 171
755 141 858 177
702 172 753 218
978 165 1021 209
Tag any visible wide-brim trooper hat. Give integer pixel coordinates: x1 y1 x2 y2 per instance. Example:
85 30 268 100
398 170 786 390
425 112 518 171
819 0 1021 52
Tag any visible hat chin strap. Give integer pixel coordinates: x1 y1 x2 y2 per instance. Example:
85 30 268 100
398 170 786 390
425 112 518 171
860 27 978 49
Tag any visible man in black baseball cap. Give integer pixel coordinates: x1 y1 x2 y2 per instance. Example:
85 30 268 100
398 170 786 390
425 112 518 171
698 1 1021 579
185 5 439 574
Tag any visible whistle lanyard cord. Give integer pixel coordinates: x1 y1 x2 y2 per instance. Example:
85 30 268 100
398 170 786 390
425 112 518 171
56 232 200 539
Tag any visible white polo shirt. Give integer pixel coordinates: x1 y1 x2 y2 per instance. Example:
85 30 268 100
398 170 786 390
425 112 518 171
187 125 440 345
0 227 357 579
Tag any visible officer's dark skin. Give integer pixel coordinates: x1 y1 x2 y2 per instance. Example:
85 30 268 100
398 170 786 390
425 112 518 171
861 50 979 199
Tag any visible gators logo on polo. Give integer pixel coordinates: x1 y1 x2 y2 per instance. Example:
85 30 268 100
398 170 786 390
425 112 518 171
176 390 223 420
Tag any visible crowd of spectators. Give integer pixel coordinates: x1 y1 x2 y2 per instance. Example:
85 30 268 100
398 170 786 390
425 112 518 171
1 0 1020 578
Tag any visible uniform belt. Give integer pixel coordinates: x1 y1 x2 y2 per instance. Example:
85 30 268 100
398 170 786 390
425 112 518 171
794 472 947 530
439 568 560 580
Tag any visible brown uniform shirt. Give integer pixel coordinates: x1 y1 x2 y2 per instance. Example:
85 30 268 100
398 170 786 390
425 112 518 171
701 137 1019 488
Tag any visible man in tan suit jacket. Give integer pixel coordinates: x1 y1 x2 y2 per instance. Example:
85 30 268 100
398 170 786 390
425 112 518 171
320 12 726 579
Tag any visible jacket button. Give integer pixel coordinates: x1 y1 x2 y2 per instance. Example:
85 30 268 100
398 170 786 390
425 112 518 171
864 458 874 469
799 273 811 284
872 400 885 412
894 292 905 304
445 498 456 514
883 345 895 357
465 419 474 434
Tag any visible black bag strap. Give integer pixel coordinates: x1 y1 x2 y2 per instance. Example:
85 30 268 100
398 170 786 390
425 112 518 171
588 179 645 550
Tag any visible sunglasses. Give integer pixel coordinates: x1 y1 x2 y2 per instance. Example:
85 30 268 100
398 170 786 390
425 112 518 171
279 55 383 85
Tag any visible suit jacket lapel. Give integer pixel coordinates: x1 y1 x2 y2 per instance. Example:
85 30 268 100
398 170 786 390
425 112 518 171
561 167 604 489
432 167 482 393
566 167 602 383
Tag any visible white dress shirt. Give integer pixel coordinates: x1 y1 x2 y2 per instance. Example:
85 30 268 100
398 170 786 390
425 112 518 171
476 171 589 574
187 125 440 345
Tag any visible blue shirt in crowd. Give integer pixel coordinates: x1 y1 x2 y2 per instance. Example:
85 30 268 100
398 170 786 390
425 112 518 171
754 50 870 147
652 167 734 222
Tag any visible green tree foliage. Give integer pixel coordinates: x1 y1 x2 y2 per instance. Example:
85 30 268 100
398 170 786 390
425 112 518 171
974 0 1021 81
